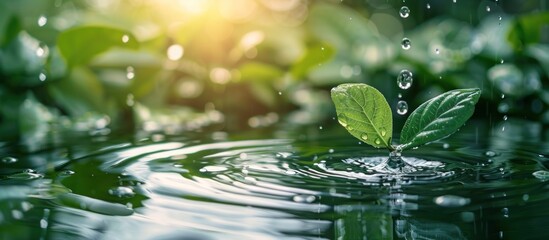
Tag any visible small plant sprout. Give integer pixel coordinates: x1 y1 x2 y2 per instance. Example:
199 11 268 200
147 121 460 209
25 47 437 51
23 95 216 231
331 83 481 158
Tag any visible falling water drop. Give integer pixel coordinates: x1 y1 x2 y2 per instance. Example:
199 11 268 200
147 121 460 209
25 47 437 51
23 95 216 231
36 47 46 57
401 38 411 50
39 72 47 81
501 93 505 99
503 115 508 121
37 16 47 27
398 93 402 98
486 6 491 12
498 16 502 21
328 149 334 153
397 100 408 115
426 3 431 9
126 94 135 107
435 48 440 54
278 91 282 95
126 66 135 80
500 59 504 64
399 6 410 18
397 69 413 89
501 208 509 218
453 0 456 3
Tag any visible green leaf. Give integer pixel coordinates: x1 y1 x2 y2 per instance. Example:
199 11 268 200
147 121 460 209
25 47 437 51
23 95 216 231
331 83 392 149
399 88 481 150
57 26 138 66
507 12 549 51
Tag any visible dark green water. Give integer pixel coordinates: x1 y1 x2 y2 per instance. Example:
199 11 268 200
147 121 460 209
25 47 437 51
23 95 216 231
1 118 549 239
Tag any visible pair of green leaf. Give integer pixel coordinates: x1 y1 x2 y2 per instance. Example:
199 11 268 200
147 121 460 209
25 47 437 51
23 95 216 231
331 83 480 151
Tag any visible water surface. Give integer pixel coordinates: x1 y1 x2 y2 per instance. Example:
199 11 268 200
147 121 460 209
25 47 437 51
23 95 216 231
1 119 549 239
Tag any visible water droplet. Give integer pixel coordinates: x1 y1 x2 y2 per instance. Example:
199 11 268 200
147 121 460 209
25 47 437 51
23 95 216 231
2 157 17 164
8 170 43 180
500 59 504 64
126 66 135 80
522 194 529 201
533 170 549 180
293 195 316 203
426 3 431 9
397 69 413 89
498 16 502 21
36 46 46 57
239 153 248 160
434 195 471 207
121 35 129 43
486 6 491 12
60 170 75 176
278 91 282 95
328 149 334 153
319 126 323 130
501 208 509 218
443 143 450 149
398 93 402 98
397 100 408 115
126 94 134 107
401 38 411 50
399 6 410 18
361 134 368 140
40 218 48 229
453 0 456 3
108 186 135 198
374 138 381 145
381 128 387 136
37 16 47 27
39 72 47 81
503 115 508 121
337 117 347 127
166 44 184 61
501 93 505 99
435 48 440 54
11 210 23 220
485 150 497 157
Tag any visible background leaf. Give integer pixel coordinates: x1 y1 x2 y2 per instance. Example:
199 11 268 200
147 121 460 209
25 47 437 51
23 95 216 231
399 88 481 150
331 83 393 149
57 26 138 66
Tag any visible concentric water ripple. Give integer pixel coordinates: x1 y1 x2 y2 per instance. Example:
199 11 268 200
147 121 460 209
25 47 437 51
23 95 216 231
2 120 549 239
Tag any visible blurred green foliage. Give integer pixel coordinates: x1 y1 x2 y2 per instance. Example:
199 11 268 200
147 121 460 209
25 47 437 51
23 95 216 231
0 0 548 149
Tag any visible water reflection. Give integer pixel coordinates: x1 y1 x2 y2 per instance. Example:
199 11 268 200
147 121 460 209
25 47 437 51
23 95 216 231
1 119 549 239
